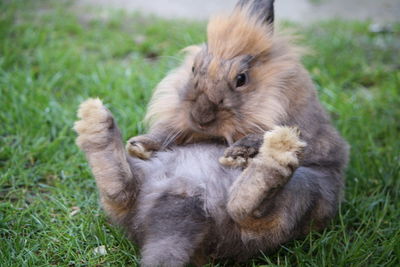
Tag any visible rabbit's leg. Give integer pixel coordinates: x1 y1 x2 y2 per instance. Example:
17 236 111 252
227 126 343 244
140 194 208 267
219 134 263 168
74 99 140 220
227 126 305 225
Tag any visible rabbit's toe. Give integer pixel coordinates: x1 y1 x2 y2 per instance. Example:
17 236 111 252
219 155 247 168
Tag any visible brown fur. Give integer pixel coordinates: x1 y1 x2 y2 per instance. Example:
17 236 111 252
74 99 137 221
79 1 349 265
75 100 318 264
227 127 306 230
207 8 273 59
126 0 348 239
128 5 310 156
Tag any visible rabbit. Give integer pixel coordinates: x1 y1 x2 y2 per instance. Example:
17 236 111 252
75 0 349 265
75 98 331 266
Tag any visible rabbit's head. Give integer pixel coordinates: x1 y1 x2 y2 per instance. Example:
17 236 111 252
147 0 311 145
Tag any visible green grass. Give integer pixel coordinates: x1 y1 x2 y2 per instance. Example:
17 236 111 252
1 1 399 266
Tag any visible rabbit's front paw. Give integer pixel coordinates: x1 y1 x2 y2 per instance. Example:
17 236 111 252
259 126 306 170
219 134 262 168
126 135 160 159
219 146 252 168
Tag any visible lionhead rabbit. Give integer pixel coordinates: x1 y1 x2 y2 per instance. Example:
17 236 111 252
75 0 349 266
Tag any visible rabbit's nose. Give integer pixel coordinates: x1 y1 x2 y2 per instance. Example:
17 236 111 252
190 94 217 128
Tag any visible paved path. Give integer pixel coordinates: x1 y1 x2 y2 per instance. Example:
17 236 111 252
75 0 399 23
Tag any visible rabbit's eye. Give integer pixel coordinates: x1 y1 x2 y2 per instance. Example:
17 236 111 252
192 66 195 73
236 73 248 88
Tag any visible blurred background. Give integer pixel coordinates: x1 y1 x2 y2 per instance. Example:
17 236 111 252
75 0 400 23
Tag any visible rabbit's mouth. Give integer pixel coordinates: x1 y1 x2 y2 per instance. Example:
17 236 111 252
190 115 217 133
190 114 216 130
188 110 238 145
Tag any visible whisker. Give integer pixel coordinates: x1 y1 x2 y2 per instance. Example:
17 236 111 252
247 119 267 134
162 129 183 148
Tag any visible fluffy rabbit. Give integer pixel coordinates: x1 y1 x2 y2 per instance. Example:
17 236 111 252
77 98 312 266
75 0 349 265
126 0 348 168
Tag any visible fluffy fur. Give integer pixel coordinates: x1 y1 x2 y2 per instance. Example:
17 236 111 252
75 98 340 266
130 1 307 153
75 0 349 265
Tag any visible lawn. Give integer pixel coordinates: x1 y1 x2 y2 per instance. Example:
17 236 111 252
1 0 399 266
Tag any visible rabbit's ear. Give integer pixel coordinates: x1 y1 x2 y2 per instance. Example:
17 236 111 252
236 0 275 25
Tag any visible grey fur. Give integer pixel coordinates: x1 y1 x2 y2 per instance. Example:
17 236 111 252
74 100 347 266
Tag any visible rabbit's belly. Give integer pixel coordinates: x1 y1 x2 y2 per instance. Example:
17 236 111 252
138 143 240 187
134 143 241 220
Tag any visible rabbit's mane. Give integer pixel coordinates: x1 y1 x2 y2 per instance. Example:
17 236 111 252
145 6 312 144
207 6 274 60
